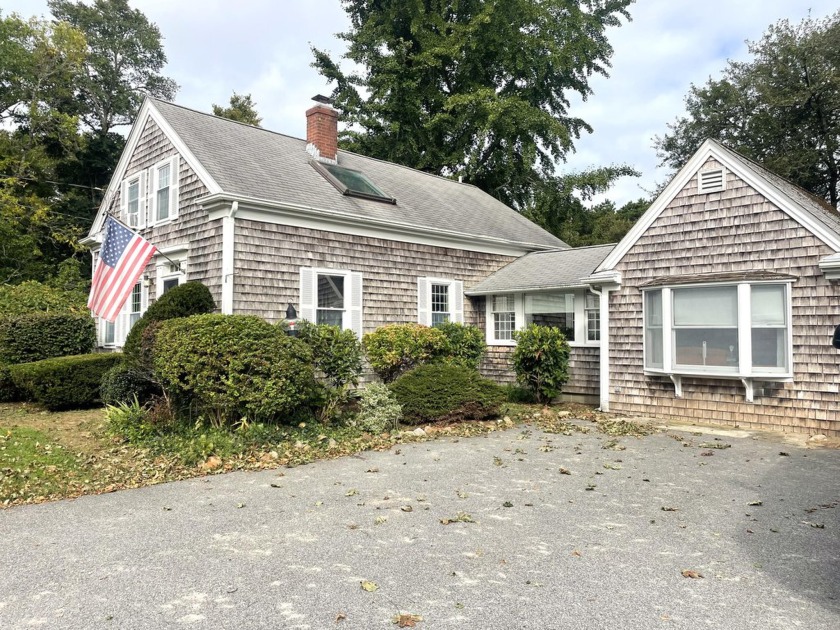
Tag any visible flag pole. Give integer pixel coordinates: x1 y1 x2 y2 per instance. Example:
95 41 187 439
104 213 184 271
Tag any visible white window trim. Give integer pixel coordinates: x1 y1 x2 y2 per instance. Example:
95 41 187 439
642 281 794 400
486 289 602 348
155 250 187 298
418 277 464 326
299 267 364 337
99 281 148 348
149 155 179 227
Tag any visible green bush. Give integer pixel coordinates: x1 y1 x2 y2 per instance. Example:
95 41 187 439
363 323 446 382
389 364 504 424
296 321 363 388
435 322 486 369
10 353 123 411
0 364 22 402
123 282 215 358
100 363 161 407
106 398 159 443
356 383 403 433
0 313 96 364
152 314 316 426
0 262 88 317
502 384 539 404
511 324 570 404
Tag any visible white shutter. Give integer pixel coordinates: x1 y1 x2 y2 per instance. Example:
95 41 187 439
299 267 316 323
349 272 363 338
119 179 127 223
170 155 180 219
452 280 464 324
137 170 147 229
417 277 430 325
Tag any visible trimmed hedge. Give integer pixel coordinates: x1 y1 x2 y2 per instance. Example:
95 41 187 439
389 364 504 424
152 314 317 425
0 312 96 364
0 364 22 402
10 353 123 411
123 282 215 359
100 363 161 407
363 324 446 382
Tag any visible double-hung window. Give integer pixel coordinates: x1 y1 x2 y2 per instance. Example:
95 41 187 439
129 283 142 328
126 178 140 227
316 273 346 327
644 282 791 378
492 295 516 341
431 283 450 326
585 293 600 341
156 163 171 222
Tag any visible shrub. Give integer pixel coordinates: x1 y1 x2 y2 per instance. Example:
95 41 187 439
389 364 504 424
356 383 403 434
511 324 570 404
0 364 22 402
106 397 159 443
435 322 485 369
296 321 363 388
123 282 215 359
0 267 88 316
0 312 96 364
100 363 161 407
363 323 446 382
10 353 123 411
502 384 539 404
152 314 316 425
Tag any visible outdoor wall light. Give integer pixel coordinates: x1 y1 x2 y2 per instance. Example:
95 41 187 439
285 303 299 337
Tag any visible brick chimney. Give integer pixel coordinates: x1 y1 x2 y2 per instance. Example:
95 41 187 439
306 95 338 161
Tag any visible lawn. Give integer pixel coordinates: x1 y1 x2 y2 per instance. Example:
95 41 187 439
0 401 614 508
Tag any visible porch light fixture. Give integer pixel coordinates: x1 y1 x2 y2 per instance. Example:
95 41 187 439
285 303 299 337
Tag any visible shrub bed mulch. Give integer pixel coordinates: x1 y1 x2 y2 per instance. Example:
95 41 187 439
0 401 645 509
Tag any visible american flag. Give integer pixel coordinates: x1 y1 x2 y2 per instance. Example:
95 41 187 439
88 217 157 323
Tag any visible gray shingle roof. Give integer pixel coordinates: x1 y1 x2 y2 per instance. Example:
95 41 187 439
151 99 566 249
710 139 840 240
466 244 615 294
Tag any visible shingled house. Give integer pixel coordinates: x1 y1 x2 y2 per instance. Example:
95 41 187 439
84 99 840 435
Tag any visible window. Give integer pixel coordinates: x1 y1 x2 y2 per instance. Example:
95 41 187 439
525 293 574 341
431 283 450 326
311 161 396 204
317 274 345 326
162 278 180 294
126 178 140 227
585 293 600 341
156 163 171 221
103 320 115 346
644 283 791 378
492 295 516 341
129 283 142 328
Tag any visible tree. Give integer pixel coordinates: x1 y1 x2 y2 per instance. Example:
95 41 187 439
523 165 642 246
47 0 178 136
313 0 632 208
655 11 840 209
212 92 262 126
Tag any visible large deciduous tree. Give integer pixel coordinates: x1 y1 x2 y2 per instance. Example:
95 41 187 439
313 0 633 208
212 92 263 127
655 11 840 209
47 0 178 137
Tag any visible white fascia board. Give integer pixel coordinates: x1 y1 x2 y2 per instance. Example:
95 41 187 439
203 194 550 257
582 270 622 287
597 139 840 273
819 253 840 279
86 98 222 240
464 283 588 297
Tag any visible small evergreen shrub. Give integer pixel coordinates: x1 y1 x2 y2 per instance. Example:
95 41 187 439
389 364 504 424
363 323 446 382
0 364 22 402
511 324 570 403
10 353 123 411
435 322 486 369
296 320 363 388
356 383 403 434
152 314 317 426
100 363 161 407
123 282 215 358
0 312 96 364
106 398 159 443
502 384 539 404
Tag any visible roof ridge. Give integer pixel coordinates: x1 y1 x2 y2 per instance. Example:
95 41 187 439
528 242 617 255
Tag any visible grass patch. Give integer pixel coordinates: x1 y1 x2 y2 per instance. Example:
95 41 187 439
0 427 83 505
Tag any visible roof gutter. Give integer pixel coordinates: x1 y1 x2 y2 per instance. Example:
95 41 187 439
464 283 590 297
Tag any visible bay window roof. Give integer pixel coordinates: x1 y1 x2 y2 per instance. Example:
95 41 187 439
640 270 796 288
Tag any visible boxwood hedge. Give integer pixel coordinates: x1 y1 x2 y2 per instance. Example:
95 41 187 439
0 312 96 364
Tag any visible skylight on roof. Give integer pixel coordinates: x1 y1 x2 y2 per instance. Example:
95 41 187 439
312 162 396 204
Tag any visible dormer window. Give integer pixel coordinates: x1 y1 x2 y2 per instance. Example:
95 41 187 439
312 161 396 204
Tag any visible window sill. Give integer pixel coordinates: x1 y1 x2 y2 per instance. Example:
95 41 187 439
568 341 601 349
487 339 516 347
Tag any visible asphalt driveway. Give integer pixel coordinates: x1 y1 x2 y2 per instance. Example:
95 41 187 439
1 420 839 629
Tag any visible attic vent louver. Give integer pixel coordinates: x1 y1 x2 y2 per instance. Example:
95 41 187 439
698 168 726 194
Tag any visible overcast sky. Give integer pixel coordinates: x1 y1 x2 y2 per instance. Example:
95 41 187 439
6 0 838 205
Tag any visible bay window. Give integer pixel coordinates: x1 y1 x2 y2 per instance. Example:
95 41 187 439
644 282 791 379
525 293 574 340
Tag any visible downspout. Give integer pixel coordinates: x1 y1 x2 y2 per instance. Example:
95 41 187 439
589 285 611 412
221 201 238 315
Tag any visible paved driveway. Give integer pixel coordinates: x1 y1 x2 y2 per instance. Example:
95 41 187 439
1 421 839 629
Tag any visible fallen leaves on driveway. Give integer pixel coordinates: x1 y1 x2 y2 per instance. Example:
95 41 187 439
681 570 703 579
440 512 475 525
392 613 423 627
360 580 378 592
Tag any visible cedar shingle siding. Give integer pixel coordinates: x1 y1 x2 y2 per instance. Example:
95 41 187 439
610 157 840 435
102 118 223 304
